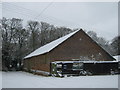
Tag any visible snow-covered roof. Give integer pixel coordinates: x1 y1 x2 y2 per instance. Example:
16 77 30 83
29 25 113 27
24 30 80 59
52 60 118 64
113 55 120 61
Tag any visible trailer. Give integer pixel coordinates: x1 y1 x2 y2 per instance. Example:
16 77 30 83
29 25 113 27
50 60 119 77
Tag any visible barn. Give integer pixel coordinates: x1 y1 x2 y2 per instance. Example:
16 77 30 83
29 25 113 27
23 29 117 76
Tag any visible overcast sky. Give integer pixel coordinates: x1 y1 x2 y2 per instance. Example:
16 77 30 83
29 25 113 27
2 2 118 41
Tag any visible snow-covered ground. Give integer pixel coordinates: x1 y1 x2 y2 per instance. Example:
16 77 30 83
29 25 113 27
0 71 2 89
2 71 118 88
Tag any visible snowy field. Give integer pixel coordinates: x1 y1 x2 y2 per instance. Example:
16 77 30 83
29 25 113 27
2 71 118 88
0 72 2 89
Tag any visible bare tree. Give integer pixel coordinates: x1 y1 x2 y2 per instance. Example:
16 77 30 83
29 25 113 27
2 17 23 70
2 17 30 70
111 36 120 55
87 30 112 55
27 21 41 51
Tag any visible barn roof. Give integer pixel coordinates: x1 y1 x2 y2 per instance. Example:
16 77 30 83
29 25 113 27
24 30 80 59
